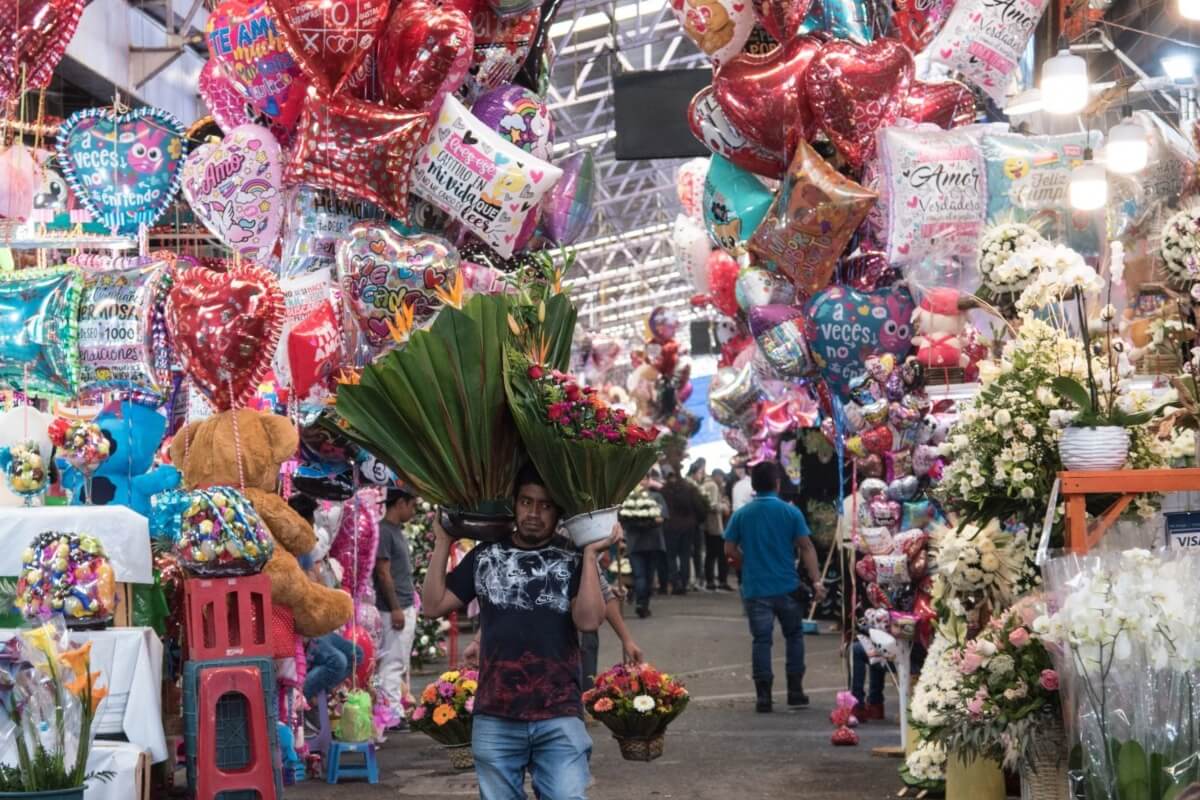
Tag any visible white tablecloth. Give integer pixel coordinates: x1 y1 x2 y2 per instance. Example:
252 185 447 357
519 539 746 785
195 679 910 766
0 506 153 584
0 627 167 763
0 740 147 800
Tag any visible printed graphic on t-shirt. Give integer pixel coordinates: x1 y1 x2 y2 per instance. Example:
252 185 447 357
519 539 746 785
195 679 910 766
475 546 574 613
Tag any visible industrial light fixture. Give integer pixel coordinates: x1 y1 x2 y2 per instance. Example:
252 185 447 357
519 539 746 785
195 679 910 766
1069 149 1108 210
1162 54 1196 82
1041 40 1089 114
1005 88 1044 116
1180 0 1200 23
1105 107 1148 174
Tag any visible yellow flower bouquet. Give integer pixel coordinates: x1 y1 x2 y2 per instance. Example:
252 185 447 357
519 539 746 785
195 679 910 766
409 669 479 768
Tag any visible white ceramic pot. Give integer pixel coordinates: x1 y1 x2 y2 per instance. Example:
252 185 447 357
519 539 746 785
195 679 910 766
1058 426 1130 471
564 507 619 548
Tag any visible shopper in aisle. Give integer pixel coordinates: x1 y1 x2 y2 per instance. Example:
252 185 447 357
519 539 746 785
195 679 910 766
374 486 420 726
700 468 732 591
724 462 825 712
420 464 614 800
624 467 668 617
731 460 753 513
685 460 710 590
660 465 708 595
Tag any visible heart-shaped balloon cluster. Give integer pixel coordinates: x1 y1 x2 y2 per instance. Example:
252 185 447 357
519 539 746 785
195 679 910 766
0 0 85 102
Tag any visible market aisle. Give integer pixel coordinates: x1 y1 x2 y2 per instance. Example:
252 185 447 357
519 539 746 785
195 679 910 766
290 590 902 799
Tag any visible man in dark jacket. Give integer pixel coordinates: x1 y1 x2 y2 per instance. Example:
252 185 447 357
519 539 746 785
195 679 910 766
660 465 709 595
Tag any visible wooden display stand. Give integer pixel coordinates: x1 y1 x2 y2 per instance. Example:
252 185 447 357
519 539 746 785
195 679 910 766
1061 468 1200 553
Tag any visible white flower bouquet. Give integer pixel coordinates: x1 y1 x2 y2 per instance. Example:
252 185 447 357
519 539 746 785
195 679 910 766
618 487 662 528
978 223 1046 297
1160 208 1200 285
1012 244 1103 314
930 519 1032 616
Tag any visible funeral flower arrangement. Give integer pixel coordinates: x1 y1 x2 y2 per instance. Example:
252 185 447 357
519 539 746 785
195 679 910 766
618 487 663 527
583 663 689 740
977 223 1046 297
403 500 447 668
930 519 1032 620
410 669 479 746
1160 207 1200 284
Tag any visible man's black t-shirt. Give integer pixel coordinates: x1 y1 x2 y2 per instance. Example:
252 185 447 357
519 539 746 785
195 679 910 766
445 537 584 720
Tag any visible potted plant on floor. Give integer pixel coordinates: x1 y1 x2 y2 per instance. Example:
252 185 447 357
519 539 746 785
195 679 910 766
583 664 688 762
409 670 479 770
0 620 112 799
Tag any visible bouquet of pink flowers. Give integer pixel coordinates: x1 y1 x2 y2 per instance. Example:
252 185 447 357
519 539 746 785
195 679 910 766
410 669 479 747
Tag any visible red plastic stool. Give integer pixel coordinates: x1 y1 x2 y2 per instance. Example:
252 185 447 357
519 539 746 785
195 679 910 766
196 665 278 800
184 575 273 661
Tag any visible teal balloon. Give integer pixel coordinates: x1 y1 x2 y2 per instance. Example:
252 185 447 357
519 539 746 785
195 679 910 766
0 268 83 398
703 155 773 255
799 0 872 43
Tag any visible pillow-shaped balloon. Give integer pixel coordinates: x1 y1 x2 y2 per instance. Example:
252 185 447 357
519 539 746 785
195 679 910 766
77 258 172 401
928 0 1049 105
0 268 82 398
411 95 562 258
878 125 987 272
703 154 772 255
982 131 1103 259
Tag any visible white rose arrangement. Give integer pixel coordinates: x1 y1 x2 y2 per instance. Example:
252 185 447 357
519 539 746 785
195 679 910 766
978 223 1046 296
1160 207 1200 284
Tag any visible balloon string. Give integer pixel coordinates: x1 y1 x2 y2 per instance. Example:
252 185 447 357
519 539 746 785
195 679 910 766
227 380 246 491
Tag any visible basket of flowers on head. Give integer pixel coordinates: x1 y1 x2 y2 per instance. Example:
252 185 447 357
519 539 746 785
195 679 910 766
409 669 479 769
583 663 689 762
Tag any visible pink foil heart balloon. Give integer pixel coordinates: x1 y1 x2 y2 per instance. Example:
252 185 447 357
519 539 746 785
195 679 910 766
804 38 914 169
377 0 474 111
181 124 284 262
0 0 85 102
902 79 975 129
713 35 823 157
198 60 255 133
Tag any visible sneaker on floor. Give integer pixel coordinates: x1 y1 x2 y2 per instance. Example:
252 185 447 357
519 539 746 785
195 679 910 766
717 584 735 592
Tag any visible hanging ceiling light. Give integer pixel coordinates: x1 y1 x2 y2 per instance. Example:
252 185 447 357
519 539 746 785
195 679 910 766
1069 150 1108 211
1105 107 1148 174
1041 41 1089 115
1162 54 1196 82
1180 0 1200 22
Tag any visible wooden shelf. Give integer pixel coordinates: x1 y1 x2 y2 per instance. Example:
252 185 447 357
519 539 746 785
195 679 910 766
1060 468 1200 553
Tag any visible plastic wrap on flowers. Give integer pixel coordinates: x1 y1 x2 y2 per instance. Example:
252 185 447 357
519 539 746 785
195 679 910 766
15 531 116 627
152 487 274 576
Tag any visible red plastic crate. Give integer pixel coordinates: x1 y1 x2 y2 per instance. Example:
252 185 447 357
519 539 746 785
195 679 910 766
183 575 273 661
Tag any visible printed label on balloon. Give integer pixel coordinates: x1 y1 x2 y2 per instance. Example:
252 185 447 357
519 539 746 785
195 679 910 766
182 124 283 262
206 0 307 130
266 0 388 95
279 188 366 277
928 0 1048 103
77 260 171 400
335 222 460 349
805 284 914 398
668 0 754 67
879 126 986 270
273 268 337 385
982 131 1103 259
0 268 83 398
411 95 562 258
57 107 187 236
688 85 787 179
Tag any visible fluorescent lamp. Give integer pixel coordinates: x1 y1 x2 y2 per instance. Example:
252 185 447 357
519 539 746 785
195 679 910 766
1069 154 1107 211
1042 48 1089 114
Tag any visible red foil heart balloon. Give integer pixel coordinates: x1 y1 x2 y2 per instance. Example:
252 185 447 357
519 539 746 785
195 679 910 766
713 35 822 157
378 0 474 111
688 85 787 179
804 38 914 169
0 0 84 102
167 264 285 411
267 0 390 96
902 79 976 129
893 0 955 55
751 0 813 44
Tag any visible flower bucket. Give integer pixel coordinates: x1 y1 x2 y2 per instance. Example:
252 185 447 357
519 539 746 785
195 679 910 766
0 788 85 800
445 743 474 770
1058 426 1130 471
438 507 514 542
564 507 619 549
1018 719 1069 800
615 733 665 762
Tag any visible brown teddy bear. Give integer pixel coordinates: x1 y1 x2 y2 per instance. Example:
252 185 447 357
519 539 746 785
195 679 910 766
170 409 353 638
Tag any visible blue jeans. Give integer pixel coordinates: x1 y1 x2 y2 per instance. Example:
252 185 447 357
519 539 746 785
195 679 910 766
851 640 887 705
303 634 362 699
628 551 657 609
743 593 805 681
472 714 592 800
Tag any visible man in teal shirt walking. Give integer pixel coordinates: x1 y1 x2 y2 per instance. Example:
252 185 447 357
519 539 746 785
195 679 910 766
724 462 825 712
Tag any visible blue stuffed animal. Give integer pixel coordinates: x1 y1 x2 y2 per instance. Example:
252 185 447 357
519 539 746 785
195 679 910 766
61 402 180 515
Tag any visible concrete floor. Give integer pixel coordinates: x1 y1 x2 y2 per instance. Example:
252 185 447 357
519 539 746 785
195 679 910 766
290 590 904 799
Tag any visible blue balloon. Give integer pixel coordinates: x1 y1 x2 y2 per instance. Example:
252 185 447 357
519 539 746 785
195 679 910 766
0 268 82 398
703 155 773 255
799 0 872 43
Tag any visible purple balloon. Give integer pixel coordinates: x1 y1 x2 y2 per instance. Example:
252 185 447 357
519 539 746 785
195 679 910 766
469 84 555 161
541 150 595 245
749 303 802 337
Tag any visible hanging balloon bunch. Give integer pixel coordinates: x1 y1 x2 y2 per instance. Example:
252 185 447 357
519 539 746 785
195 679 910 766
627 307 698 437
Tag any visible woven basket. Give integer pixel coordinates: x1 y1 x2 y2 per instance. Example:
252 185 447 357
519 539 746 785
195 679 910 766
615 733 665 762
445 743 474 770
1019 720 1069 800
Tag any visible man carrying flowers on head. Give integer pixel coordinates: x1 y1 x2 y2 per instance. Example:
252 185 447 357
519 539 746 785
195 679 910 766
421 463 618 800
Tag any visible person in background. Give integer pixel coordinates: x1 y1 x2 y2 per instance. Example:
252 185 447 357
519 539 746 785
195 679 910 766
731 460 753 513
685 459 710 591
374 487 419 728
624 467 668 617
421 464 614 799
723 462 825 713
660 465 708 595
703 470 733 592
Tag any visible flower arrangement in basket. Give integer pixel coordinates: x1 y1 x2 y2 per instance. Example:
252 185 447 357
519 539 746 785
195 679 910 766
505 340 660 547
410 670 478 770
618 487 663 530
583 664 688 762
0 619 112 796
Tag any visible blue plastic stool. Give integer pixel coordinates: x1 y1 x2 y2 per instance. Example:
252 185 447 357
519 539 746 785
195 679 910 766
326 741 378 784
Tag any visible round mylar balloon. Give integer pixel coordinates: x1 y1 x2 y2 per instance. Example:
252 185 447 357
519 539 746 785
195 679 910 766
928 0 1049 104
0 268 82 398
735 266 795 312
676 158 709 220
668 0 755 67
471 84 555 161
707 249 741 317
688 86 787 179
77 258 172 400
708 364 759 425
673 214 712 295
750 304 812 377
647 307 679 344
703 155 772 255
335 222 459 350
460 6 540 104
541 150 594 245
